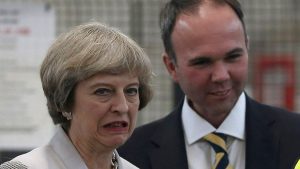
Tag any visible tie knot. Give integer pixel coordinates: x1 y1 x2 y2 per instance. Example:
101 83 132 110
203 132 228 153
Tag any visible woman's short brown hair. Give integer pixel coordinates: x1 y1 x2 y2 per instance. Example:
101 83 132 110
40 22 153 128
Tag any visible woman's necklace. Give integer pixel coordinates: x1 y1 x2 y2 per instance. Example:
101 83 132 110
111 151 119 169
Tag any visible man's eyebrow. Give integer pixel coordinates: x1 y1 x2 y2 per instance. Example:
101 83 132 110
226 47 244 56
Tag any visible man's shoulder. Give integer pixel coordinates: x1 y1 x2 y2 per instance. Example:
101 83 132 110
272 107 300 130
131 107 182 138
127 115 170 143
247 96 300 128
118 110 183 169
254 99 300 118
119 109 180 150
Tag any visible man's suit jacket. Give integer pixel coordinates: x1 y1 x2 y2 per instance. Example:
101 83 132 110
119 95 300 169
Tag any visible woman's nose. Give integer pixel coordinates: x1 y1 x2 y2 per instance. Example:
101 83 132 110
111 93 129 114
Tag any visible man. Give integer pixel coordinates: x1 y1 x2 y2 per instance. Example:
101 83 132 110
118 0 300 169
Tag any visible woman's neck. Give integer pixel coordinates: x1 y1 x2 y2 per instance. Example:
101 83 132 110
68 129 114 169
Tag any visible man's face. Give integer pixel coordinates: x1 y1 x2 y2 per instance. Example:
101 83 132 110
163 4 248 117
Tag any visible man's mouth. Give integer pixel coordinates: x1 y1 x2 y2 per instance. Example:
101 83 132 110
210 89 231 96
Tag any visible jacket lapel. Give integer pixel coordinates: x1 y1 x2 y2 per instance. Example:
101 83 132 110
148 103 189 169
245 96 279 169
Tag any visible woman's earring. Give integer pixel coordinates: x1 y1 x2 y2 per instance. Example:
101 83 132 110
62 112 72 120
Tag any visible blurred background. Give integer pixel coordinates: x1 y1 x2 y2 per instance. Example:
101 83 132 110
0 0 299 163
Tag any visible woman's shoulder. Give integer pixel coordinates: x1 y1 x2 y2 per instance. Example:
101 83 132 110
0 160 28 169
0 145 57 169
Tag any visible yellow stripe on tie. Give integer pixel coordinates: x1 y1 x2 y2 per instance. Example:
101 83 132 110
213 153 224 168
226 164 234 169
203 133 226 150
295 159 300 169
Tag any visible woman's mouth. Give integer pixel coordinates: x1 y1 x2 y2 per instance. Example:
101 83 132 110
103 121 128 128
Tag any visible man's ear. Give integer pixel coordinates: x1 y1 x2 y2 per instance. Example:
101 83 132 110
162 52 178 82
246 35 250 50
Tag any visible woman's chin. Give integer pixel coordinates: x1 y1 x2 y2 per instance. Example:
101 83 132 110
105 135 129 148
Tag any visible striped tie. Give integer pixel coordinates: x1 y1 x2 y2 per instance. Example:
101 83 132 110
203 132 233 169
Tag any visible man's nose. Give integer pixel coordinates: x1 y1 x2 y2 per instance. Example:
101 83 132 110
211 62 230 83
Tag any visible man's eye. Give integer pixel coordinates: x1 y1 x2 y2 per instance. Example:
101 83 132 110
125 88 138 96
195 60 210 65
94 88 111 96
189 58 211 67
227 53 242 61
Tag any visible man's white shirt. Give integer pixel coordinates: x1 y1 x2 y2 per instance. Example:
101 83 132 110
182 92 246 169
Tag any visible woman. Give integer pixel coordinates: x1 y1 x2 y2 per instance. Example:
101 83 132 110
0 22 153 169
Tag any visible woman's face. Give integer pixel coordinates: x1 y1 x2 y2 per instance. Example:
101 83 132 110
68 72 140 151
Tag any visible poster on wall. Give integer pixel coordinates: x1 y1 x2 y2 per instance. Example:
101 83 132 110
254 56 295 111
0 3 55 150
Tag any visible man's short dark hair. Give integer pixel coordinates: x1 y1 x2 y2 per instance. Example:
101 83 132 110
159 0 246 62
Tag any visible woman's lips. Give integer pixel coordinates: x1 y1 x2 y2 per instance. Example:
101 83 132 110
103 121 128 129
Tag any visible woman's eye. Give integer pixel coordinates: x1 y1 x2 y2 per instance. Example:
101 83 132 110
125 87 138 96
94 88 112 96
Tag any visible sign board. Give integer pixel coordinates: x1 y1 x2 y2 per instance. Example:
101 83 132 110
0 3 55 149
